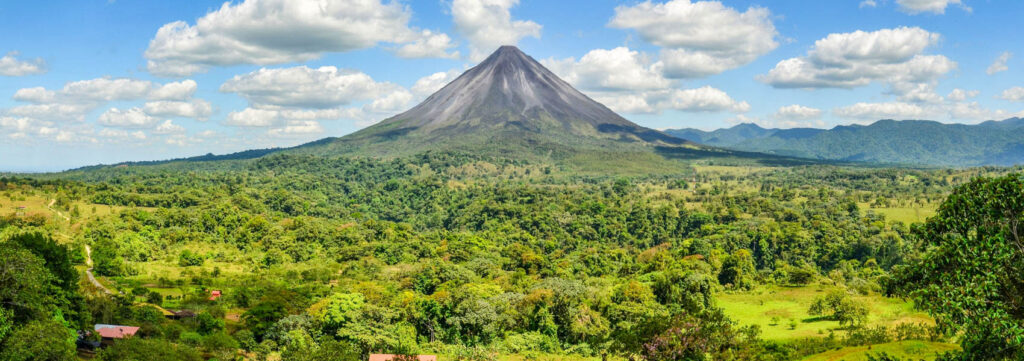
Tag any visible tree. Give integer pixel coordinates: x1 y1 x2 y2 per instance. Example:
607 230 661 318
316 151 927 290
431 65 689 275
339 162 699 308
0 319 76 361
808 290 868 327
640 309 759 361
96 338 202 361
0 247 54 321
718 249 756 290
308 292 365 334
892 174 1024 360
243 300 288 341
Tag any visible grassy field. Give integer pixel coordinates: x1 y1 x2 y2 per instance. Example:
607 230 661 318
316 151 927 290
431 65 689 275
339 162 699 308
859 203 937 225
801 340 959 361
717 285 933 341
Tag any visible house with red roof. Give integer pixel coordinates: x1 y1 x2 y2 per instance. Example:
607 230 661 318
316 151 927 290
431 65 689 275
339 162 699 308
94 324 139 344
209 290 222 301
368 354 437 361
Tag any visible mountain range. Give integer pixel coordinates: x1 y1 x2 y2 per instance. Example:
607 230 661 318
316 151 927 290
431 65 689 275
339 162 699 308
665 118 1024 167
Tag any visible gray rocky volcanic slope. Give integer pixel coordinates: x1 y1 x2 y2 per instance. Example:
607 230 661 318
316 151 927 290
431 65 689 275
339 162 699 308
300 45 684 157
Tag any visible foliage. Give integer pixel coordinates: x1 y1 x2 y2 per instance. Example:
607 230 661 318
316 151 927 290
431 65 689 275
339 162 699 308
808 290 869 327
96 338 202 361
892 173 1024 360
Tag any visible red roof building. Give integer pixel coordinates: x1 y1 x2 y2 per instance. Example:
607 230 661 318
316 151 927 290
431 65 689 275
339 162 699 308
94 324 139 339
209 290 222 301
368 355 437 361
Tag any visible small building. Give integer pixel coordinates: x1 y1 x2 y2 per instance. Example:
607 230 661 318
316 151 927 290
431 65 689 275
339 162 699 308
368 355 437 361
94 324 139 343
209 290 222 301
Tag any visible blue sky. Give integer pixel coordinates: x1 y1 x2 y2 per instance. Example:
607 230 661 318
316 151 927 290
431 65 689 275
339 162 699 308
1 0 1022 171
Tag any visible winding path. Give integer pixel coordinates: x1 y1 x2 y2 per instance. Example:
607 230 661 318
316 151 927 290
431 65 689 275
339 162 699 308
84 245 118 295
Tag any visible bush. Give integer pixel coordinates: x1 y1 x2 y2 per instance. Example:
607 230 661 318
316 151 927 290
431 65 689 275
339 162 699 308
178 250 204 267
500 332 560 354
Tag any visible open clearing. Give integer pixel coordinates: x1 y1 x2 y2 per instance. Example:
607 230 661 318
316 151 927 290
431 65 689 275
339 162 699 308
801 340 959 361
717 285 933 341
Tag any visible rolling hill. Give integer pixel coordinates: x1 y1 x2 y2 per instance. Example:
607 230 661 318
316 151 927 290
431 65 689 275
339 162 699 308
665 118 1024 167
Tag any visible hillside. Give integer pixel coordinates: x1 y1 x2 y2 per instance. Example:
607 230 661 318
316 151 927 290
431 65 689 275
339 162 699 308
665 118 1024 167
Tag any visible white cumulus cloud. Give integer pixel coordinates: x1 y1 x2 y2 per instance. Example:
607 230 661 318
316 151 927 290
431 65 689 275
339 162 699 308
609 0 779 78
986 52 1012 75
999 87 1024 102
268 120 324 137
775 105 823 120
543 47 670 92
896 0 970 14
98 107 159 128
143 99 213 120
0 51 47 76
761 27 956 103
410 70 462 96
451 0 542 61
833 102 927 121
145 0 457 76
220 66 403 109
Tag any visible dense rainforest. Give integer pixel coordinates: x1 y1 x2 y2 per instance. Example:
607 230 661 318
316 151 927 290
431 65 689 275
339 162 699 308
0 152 1021 360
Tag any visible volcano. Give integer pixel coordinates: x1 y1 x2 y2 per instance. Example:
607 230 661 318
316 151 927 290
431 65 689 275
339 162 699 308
300 46 688 158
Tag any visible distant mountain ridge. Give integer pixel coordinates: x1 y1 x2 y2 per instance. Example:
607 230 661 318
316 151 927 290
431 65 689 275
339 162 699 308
665 118 1024 166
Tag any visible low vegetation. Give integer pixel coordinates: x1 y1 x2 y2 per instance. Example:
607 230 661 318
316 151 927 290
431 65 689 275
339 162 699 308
0 153 1021 360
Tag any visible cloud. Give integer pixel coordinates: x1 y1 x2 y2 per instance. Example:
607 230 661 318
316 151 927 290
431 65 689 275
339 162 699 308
150 79 198 100
99 128 147 140
860 0 878 8
144 0 457 76
543 47 670 91
0 51 47 76
410 70 461 96
451 0 542 61
268 120 324 137
3 76 212 141
584 86 749 114
220 66 403 109
660 86 750 112
153 119 186 134
833 102 927 121
946 88 978 101
97 107 159 128
12 87 57 103
999 87 1024 102
986 52 1012 75
143 99 213 119
895 0 970 14
61 78 155 102
224 106 361 127
761 27 956 102
609 0 778 78
542 47 747 115
394 30 459 59
775 105 823 120
6 103 93 122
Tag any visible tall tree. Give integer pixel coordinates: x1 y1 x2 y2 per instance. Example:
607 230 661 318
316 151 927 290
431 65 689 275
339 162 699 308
892 174 1024 360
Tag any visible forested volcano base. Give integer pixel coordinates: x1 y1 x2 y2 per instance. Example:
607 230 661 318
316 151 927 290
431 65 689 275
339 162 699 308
1 153 1022 360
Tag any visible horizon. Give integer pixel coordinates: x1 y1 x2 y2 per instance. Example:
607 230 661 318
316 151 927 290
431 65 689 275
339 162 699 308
2 0 1024 171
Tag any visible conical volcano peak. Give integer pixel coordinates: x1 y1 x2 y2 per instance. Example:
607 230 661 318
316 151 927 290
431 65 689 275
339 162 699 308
335 46 685 154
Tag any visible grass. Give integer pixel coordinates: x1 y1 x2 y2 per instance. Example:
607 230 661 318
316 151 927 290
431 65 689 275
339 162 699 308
717 285 933 341
801 340 959 361
866 206 936 225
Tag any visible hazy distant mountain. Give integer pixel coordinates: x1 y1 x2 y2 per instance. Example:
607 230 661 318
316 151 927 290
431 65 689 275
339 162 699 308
291 46 694 159
665 118 1024 166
